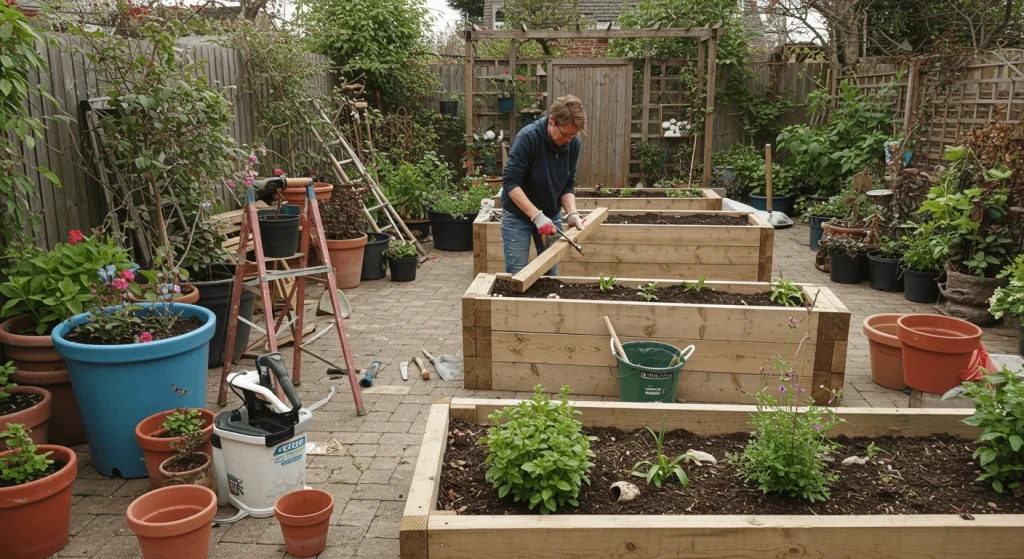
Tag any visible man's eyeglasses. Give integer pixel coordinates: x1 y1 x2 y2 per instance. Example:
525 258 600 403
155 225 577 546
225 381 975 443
556 124 577 140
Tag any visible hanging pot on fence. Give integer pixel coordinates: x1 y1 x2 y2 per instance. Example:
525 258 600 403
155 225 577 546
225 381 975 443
497 97 514 114
938 264 1008 326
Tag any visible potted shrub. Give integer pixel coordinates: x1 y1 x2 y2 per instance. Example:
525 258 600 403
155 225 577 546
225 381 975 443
989 255 1024 355
821 231 866 285
51 269 215 478
0 361 51 445
747 161 796 216
385 240 419 282
136 384 216 490
806 193 846 250
428 177 492 252
821 174 876 240
126 484 217 559
158 419 216 492
321 185 369 289
0 232 135 446
867 236 905 292
900 227 945 304
0 424 77 559
380 152 448 241
463 131 502 177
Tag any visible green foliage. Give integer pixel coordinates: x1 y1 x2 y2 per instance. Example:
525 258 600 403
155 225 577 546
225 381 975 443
632 416 697 488
598 274 617 293
501 0 582 37
807 194 847 219
379 152 451 220
878 236 907 259
161 384 204 438
637 281 659 302
0 424 54 486
384 240 418 259
770 277 805 308
683 277 708 293
481 385 596 514
0 235 136 333
666 188 701 198
729 325 843 503
73 271 178 345
322 186 369 241
989 255 1024 321
632 141 666 184
428 178 492 219
447 0 484 21
620 188 635 197
711 145 790 197
900 224 945 273
819 231 866 257
0 360 14 402
945 367 1024 494
464 131 503 176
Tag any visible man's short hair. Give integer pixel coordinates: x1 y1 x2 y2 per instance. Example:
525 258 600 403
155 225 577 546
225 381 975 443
550 95 586 133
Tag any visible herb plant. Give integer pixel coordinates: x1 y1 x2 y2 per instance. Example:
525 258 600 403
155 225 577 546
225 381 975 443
0 361 14 401
807 195 846 219
683 277 708 293
990 255 1024 322
620 188 635 197
666 188 701 198
632 416 698 488
944 367 1024 494
770 277 805 307
161 384 204 438
0 424 54 486
384 240 418 259
637 281 659 302
429 179 493 219
481 385 596 514
598 274 617 293
877 236 906 259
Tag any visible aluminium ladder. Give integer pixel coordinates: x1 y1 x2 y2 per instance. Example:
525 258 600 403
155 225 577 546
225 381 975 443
216 177 366 416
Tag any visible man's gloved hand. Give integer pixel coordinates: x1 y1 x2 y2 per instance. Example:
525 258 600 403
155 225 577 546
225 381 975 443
531 211 557 235
566 211 586 230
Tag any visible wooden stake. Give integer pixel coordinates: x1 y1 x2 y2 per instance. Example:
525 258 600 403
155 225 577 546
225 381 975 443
510 207 609 292
765 144 773 213
603 315 629 365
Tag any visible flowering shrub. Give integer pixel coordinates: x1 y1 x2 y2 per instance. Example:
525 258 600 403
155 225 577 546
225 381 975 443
989 255 1024 322
71 262 178 345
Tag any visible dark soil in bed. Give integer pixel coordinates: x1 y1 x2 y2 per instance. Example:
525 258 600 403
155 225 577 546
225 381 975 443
576 189 700 198
492 278 784 306
604 213 748 226
64 317 203 345
440 420 1024 516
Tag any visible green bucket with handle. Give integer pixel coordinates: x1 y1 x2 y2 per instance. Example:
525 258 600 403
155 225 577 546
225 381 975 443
612 340 694 403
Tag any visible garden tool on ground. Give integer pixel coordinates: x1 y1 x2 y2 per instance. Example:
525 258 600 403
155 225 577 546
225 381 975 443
422 349 462 381
359 361 383 388
412 356 430 380
400 361 409 381
762 144 794 230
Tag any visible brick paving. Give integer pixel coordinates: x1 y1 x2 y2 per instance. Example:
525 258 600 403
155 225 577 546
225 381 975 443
57 223 1020 558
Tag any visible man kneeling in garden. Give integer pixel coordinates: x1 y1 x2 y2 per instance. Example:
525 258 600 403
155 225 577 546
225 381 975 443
500 94 586 275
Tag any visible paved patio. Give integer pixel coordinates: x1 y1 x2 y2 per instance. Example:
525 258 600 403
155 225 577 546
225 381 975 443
57 223 1020 558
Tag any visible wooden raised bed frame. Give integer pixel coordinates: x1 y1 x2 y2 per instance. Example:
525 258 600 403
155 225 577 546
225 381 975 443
402 399 1020 559
492 188 722 211
473 209 774 281
462 274 849 405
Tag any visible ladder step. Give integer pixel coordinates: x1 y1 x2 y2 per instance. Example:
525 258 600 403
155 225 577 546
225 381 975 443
261 265 333 282
366 202 388 212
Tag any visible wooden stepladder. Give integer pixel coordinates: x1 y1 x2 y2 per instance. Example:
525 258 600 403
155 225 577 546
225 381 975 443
216 178 366 416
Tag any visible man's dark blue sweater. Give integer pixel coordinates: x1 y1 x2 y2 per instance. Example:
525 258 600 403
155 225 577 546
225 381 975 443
500 117 580 221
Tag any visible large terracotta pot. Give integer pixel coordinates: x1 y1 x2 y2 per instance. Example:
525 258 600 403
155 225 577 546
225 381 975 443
1 386 52 445
897 314 982 395
126 485 217 559
275 489 334 558
863 314 907 390
127 284 201 305
158 452 217 493
0 445 77 559
822 221 868 239
0 316 83 445
326 234 368 289
276 181 334 205
135 409 216 490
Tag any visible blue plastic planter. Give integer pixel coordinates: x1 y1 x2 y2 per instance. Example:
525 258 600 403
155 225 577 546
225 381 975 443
748 194 796 216
497 97 514 114
809 215 831 250
52 303 215 478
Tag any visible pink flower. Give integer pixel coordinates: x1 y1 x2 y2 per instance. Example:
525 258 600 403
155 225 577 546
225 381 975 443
172 284 181 293
244 176 254 186
138 331 153 343
503 69 509 75
120 269 135 281
778 385 787 394
788 316 797 328
812 424 822 431
68 230 84 245
111 278 128 290
249 153 258 164
274 168 284 177
227 180 235 190
517 76 525 82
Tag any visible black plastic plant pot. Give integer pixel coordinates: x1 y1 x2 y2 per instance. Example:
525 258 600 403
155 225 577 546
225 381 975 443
903 267 942 303
747 194 796 216
361 232 391 281
404 219 431 240
867 250 904 292
193 266 255 368
439 101 458 116
257 207 300 258
428 211 477 251
829 253 864 284
809 215 830 251
388 256 418 282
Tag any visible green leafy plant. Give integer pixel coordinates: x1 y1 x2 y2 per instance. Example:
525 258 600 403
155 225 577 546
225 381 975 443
770 277 805 307
632 140 666 185
379 152 450 220
729 319 843 502
944 367 1024 494
429 178 492 219
598 274 618 293
463 131 503 176
0 361 15 402
620 188 635 197
0 424 54 486
481 385 596 514
711 145 764 197
684 277 708 292
70 262 177 346
819 231 866 257
900 223 946 273
666 188 701 198
877 236 906 259
384 240 418 259
161 384 204 438
990 255 1024 322
637 281 659 302
865 442 887 460
631 416 698 488
807 194 846 219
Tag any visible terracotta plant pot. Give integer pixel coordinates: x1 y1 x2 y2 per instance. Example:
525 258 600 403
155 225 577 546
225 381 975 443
1 386 52 445
0 445 77 559
863 314 908 390
135 409 216 490
158 452 217 493
0 316 83 445
326 234 368 289
897 314 982 395
276 181 334 205
126 485 217 559
275 489 334 558
127 284 201 305
821 221 868 239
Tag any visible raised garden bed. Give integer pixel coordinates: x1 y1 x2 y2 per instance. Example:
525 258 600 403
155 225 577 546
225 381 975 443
473 210 773 281
493 188 722 211
462 274 849 404
401 399 1022 558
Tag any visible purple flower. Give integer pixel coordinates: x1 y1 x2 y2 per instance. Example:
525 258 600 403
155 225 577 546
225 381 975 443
788 316 797 328
812 424 822 431
244 176 254 186
172 284 181 293
778 385 787 394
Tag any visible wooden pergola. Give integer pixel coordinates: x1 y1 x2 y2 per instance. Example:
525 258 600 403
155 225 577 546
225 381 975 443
463 25 723 186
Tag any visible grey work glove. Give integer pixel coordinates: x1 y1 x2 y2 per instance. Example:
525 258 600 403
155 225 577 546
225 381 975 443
531 211 557 235
566 211 586 230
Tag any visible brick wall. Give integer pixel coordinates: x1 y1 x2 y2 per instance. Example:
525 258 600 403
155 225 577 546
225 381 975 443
560 39 609 57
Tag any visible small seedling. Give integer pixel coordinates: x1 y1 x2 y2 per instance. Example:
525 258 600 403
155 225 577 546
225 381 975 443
770 277 805 307
161 384 204 438
632 416 698 488
866 442 887 460
620 188 635 197
0 361 15 401
598 274 617 293
0 424 54 485
684 277 708 293
637 281 658 302
666 188 700 198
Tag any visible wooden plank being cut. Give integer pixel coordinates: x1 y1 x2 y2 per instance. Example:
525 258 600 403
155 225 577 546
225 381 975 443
510 207 608 292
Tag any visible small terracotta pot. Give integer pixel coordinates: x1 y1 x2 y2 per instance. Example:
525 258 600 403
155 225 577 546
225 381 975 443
127 284 201 305
897 314 982 394
276 181 334 205
135 409 216 490
0 315 65 371
822 221 868 238
126 485 217 559
275 489 334 558
326 234 368 289
159 452 217 493
0 445 77 559
1 386 52 445
863 314 907 390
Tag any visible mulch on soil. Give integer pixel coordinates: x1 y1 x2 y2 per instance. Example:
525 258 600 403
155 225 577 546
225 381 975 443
440 420 1024 516
0 460 66 488
65 317 203 345
604 213 748 226
492 278 785 306
577 189 700 198
0 392 44 416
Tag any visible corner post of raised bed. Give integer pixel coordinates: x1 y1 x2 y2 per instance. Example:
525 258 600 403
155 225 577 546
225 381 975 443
463 273 497 389
808 286 851 405
510 207 609 292
749 212 775 282
401 403 450 559
472 212 490 277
